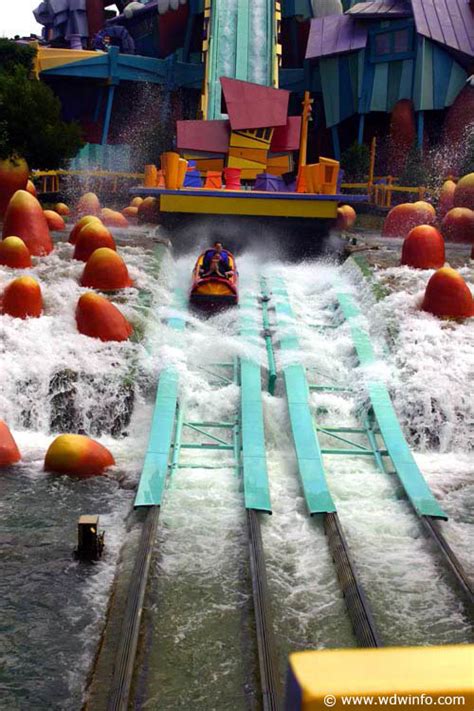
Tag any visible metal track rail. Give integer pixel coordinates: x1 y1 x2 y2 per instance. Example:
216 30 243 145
422 517 474 605
336 292 473 604
247 509 281 711
324 513 381 648
240 289 281 708
107 291 187 711
107 507 159 711
264 277 381 649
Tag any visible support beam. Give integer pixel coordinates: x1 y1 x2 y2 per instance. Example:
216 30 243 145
101 84 116 146
331 125 341 160
358 114 365 145
416 111 424 150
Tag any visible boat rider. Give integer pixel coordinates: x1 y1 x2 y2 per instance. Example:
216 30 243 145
200 254 233 279
201 240 230 273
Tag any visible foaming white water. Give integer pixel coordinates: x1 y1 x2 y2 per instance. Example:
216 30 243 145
273 260 472 645
0 239 169 433
0 233 169 708
249 0 270 85
347 261 474 452
142 253 260 709
260 395 355 671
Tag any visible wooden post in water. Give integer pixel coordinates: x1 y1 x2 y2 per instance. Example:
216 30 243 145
368 136 376 202
76 515 104 561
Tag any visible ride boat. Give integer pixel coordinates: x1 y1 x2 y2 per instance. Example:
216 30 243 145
190 251 239 307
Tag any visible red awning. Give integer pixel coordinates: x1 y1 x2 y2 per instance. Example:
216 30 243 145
177 120 230 153
220 77 289 131
270 116 301 151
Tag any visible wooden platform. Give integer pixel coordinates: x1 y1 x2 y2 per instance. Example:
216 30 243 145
130 187 365 220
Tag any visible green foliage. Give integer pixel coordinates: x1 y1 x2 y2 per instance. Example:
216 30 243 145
340 142 370 182
399 144 429 186
0 39 36 74
0 41 83 169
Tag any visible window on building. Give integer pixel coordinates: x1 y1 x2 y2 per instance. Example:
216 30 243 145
370 25 414 62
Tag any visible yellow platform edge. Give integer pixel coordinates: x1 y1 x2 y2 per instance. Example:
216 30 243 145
287 645 474 711
159 194 338 219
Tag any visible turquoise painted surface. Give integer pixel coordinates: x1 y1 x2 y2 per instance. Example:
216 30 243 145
134 290 187 507
318 33 466 126
370 62 389 112
207 0 274 120
270 278 336 515
336 293 446 520
239 293 272 513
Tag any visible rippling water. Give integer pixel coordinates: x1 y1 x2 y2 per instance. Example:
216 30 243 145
1 238 472 710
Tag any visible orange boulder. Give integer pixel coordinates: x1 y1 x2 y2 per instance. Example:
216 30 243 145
453 173 474 210
421 267 473 319
438 180 456 220
2 276 43 318
401 225 445 269
0 236 32 268
383 201 436 238
76 292 133 342
137 196 160 224
0 420 21 466
2 190 53 256
122 206 138 219
55 202 70 216
69 215 102 244
73 222 116 262
101 208 129 227
0 157 29 217
44 433 115 478
43 209 66 231
26 179 37 197
441 208 474 244
81 248 133 290
336 204 357 230
77 192 100 216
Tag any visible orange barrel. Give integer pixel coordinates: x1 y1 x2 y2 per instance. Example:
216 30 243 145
223 168 241 190
156 169 166 188
162 152 180 189
144 164 158 187
177 158 188 188
204 171 223 189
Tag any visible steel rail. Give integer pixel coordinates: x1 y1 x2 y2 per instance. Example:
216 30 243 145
422 517 474 605
336 292 473 604
107 507 159 711
247 509 282 710
263 277 381 649
240 288 281 707
107 291 186 710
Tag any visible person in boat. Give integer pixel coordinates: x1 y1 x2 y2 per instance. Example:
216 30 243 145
200 254 233 279
201 241 230 274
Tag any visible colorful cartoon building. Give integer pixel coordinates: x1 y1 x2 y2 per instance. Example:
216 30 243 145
305 1 474 158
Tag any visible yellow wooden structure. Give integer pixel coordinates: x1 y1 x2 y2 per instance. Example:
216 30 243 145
286 645 474 711
227 128 274 179
159 191 339 219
